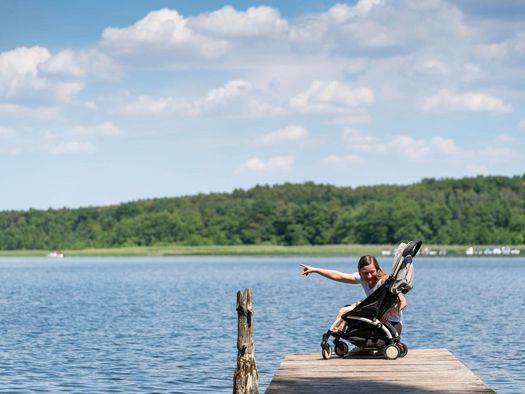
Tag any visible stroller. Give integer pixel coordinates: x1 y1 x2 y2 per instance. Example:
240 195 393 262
320 239 421 360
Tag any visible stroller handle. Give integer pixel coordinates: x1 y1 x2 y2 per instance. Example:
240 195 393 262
402 239 422 257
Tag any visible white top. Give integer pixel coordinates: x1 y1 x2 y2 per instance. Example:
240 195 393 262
352 272 402 323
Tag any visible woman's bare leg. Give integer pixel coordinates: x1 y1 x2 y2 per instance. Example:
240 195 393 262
329 302 360 333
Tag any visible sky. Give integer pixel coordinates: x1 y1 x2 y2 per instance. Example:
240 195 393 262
1 0 524 210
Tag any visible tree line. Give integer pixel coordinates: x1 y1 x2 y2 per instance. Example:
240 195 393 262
0 175 524 250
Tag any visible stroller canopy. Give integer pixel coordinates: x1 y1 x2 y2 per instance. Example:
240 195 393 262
389 240 421 295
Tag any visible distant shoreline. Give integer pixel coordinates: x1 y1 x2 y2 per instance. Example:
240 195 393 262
0 244 522 257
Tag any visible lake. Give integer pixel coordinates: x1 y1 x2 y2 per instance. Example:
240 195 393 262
0 256 524 393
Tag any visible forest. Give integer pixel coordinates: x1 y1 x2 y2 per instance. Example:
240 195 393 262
0 175 523 250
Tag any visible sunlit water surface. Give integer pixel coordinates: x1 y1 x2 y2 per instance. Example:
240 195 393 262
0 256 523 393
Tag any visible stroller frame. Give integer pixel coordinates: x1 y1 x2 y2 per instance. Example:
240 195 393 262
321 239 421 360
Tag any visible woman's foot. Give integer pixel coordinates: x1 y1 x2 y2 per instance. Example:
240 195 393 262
332 325 346 335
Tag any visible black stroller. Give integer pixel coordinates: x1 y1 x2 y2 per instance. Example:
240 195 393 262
321 239 421 360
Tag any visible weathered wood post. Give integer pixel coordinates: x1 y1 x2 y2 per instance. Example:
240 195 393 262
233 288 259 394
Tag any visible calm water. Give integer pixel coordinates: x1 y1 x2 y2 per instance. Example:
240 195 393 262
0 256 524 393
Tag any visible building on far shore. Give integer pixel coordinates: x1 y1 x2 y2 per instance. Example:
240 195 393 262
465 246 520 256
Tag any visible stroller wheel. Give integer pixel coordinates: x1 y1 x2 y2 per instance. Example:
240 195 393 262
335 341 349 357
322 346 332 360
398 342 408 358
385 344 400 360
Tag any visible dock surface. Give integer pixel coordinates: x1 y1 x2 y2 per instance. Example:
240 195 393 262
266 349 494 393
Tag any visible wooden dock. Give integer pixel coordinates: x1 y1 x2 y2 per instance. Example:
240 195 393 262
266 349 494 393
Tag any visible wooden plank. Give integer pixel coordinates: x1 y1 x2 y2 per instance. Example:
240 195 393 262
266 349 494 393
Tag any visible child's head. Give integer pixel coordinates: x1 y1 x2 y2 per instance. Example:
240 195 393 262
357 255 386 286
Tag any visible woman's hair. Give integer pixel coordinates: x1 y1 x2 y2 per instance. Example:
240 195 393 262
357 255 388 280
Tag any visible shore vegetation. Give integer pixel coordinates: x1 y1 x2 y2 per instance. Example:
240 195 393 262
1 175 523 253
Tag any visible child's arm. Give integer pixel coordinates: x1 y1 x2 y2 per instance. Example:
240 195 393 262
381 294 407 322
301 264 358 284
397 293 407 311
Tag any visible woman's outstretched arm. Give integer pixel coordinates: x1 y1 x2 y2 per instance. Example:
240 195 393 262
301 264 358 284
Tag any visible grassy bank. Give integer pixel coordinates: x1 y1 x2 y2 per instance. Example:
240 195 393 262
0 244 522 257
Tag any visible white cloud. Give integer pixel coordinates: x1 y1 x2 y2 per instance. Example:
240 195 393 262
84 101 97 110
40 49 85 77
40 48 118 79
462 63 481 81
100 8 229 61
341 128 386 153
515 32 525 54
0 103 61 120
78 49 120 79
478 146 514 158
496 134 514 143
342 129 463 160
468 135 517 161
258 125 307 145
120 95 189 115
67 121 121 138
321 154 364 168
390 135 464 160
476 43 508 61
0 46 50 96
351 0 382 17
327 111 372 126
0 46 87 101
415 59 449 76
430 136 462 155
119 80 252 116
191 79 253 114
288 1 387 49
0 126 15 140
343 58 369 75
289 1 470 52
189 5 288 38
390 135 431 160
466 163 488 175
55 81 84 101
476 32 525 61
239 155 293 173
290 80 374 114
247 101 288 117
421 89 512 113
203 79 252 106
48 141 96 155
518 120 525 129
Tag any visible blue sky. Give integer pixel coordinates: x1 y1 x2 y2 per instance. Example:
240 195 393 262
1 0 524 210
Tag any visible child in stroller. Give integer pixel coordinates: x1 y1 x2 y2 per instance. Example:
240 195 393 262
302 240 420 360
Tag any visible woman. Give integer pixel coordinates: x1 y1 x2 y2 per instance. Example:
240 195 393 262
301 255 406 336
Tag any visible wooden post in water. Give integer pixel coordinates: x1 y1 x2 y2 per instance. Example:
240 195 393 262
233 288 259 394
